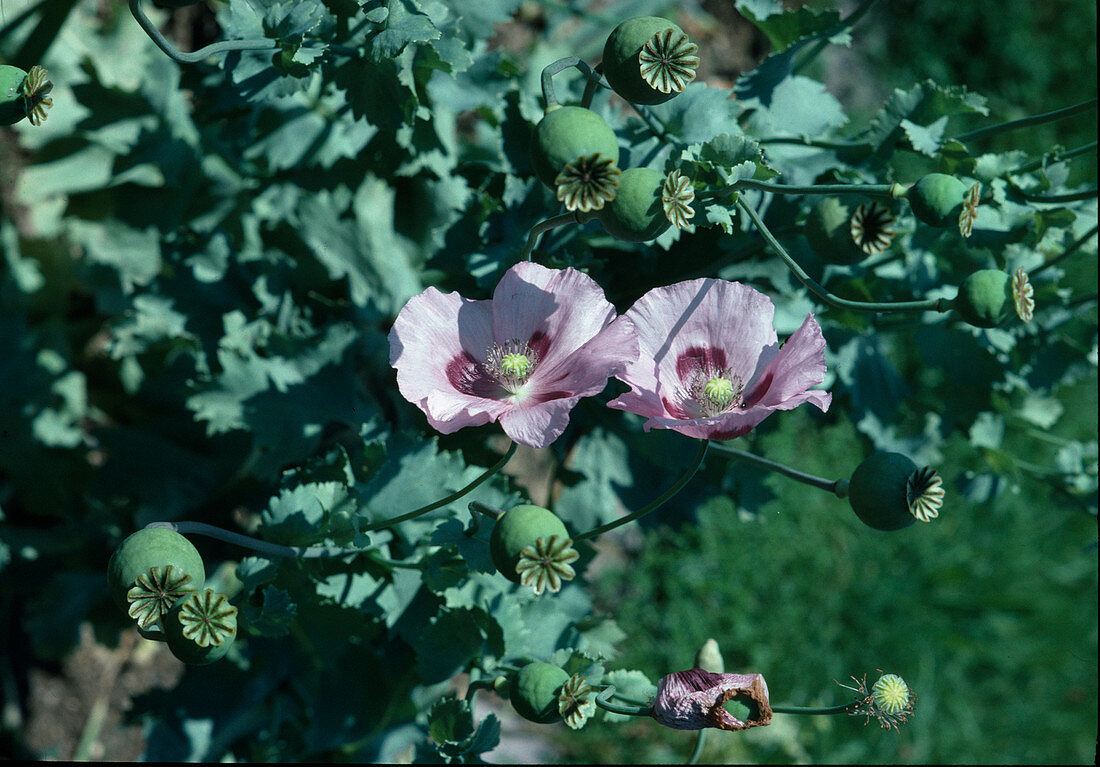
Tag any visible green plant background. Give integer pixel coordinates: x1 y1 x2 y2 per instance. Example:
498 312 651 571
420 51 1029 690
0 0 1095 762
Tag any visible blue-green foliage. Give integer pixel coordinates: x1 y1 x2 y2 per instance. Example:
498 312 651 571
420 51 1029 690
0 0 1095 762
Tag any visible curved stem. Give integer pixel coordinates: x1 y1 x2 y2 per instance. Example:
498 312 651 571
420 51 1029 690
580 62 607 109
699 180 900 201
1031 224 1098 277
573 440 709 542
736 196 952 314
144 521 360 559
772 702 856 715
686 730 707 765
540 56 607 107
519 213 579 261
594 686 652 717
361 441 518 532
129 0 277 64
954 98 1098 143
708 442 848 497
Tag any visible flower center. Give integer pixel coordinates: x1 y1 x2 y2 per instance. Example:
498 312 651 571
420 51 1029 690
687 369 743 417
702 376 736 409
485 338 539 394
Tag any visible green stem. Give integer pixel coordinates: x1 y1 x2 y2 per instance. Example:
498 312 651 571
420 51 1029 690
1009 141 1097 175
791 0 880 75
1012 187 1098 204
581 62 608 109
756 136 867 150
700 180 901 201
129 0 277 64
361 441 518 531
573 440 709 542
708 443 849 497
736 197 952 314
632 103 685 148
687 730 707 765
540 56 606 107
144 444 518 558
594 686 652 717
1030 225 1098 277
772 702 856 715
145 520 358 559
520 213 579 261
954 99 1098 143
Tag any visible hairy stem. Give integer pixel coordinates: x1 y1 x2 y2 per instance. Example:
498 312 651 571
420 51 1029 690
573 440 709 542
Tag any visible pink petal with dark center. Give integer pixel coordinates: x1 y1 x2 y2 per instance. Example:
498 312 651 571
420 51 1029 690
611 279 779 417
529 313 639 402
390 288 509 433
492 262 623 373
499 396 582 449
741 313 831 412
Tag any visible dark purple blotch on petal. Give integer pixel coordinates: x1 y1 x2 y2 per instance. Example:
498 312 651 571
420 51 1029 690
445 352 500 398
675 346 728 382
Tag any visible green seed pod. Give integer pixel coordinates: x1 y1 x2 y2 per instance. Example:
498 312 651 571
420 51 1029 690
594 167 670 242
803 198 865 265
490 504 569 583
952 269 1011 328
0 65 28 126
907 173 968 228
848 452 944 531
107 528 206 626
510 662 570 723
530 106 620 190
163 588 237 665
602 16 700 105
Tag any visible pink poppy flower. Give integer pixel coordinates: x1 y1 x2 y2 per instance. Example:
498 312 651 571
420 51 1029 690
607 278 831 441
651 669 773 731
388 262 638 449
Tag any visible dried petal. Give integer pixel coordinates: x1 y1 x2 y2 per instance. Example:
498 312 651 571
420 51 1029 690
651 669 772 731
